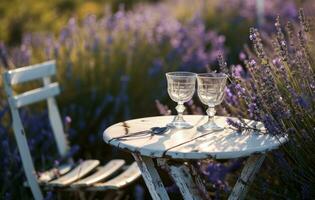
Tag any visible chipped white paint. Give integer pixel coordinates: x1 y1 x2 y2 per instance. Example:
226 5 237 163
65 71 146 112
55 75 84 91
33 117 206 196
39 163 73 183
13 82 60 108
3 61 141 199
228 154 266 200
3 61 68 199
104 115 286 160
132 154 170 200
167 164 206 200
72 159 125 187
43 77 69 157
104 115 286 200
41 162 141 192
49 160 100 186
91 162 141 190
3 69 44 200
188 164 210 199
157 159 209 200
5 60 56 84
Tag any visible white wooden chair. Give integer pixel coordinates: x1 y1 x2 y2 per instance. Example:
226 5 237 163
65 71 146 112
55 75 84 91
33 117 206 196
2 60 141 200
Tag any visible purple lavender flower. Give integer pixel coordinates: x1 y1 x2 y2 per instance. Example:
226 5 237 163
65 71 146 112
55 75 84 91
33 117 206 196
295 96 309 109
239 52 246 61
234 83 246 98
62 145 80 161
262 114 283 135
148 59 163 77
64 116 72 125
44 191 54 200
232 65 246 79
224 87 238 106
165 183 180 193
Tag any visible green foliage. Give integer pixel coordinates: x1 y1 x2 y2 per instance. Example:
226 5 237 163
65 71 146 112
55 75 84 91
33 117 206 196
0 0 161 45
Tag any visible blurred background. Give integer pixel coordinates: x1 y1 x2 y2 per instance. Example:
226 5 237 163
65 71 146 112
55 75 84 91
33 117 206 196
0 0 314 199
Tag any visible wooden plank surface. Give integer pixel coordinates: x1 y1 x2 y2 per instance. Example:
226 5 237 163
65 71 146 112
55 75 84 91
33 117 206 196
104 115 286 160
132 154 170 200
5 60 56 85
91 162 141 190
187 164 210 200
72 159 125 187
13 83 60 108
3 76 44 200
38 163 73 183
43 77 69 157
228 154 266 200
168 165 204 200
158 159 209 200
48 160 99 186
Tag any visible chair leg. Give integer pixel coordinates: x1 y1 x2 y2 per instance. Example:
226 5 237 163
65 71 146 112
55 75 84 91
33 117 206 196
228 154 266 200
132 153 170 200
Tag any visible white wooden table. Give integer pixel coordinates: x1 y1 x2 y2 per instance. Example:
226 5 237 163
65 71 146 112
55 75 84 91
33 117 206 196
103 115 286 200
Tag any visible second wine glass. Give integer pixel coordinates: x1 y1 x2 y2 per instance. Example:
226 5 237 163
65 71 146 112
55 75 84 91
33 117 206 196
197 73 227 132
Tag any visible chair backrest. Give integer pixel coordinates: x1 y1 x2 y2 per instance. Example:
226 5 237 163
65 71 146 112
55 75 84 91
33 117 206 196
2 60 69 200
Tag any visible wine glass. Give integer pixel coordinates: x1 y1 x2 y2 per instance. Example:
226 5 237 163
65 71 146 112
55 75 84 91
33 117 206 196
166 72 196 129
197 73 227 132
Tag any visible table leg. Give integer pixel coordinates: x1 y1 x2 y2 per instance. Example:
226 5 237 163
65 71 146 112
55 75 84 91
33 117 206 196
132 153 170 200
158 159 209 200
188 163 210 200
228 154 266 200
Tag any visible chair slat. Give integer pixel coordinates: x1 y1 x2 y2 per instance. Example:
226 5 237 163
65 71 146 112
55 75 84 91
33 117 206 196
38 163 73 183
13 83 60 108
44 76 69 157
90 162 141 191
6 60 56 85
71 159 125 188
48 160 99 187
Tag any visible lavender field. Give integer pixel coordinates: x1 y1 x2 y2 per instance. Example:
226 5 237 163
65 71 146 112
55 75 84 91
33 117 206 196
0 0 314 199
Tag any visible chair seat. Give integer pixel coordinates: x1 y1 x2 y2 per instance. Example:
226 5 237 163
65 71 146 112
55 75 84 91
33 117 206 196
3 61 142 200
38 163 73 183
48 160 100 187
71 159 125 187
90 162 141 191
38 159 141 191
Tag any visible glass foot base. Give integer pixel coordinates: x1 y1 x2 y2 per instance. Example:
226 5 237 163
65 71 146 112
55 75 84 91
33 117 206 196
167 121 193 129
197 123 224 133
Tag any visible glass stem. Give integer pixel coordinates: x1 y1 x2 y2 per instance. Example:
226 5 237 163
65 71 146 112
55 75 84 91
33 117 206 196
175 102 185 122
206 106 216 125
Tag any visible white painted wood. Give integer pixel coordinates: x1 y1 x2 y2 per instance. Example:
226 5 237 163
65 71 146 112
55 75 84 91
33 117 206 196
228 154 266 200
167 164 204 200
71 159 125 187
43 77 69 156
103 115 287 160
4 60 68 157
91 162 141 191
3 61 142 198
3 73 44 200
158 158 211 200
10 108 44 200
6 60 56 85
187 164 210 199
39 163 73 183
12 82 60 108
48 160 100 186
132 154 170 200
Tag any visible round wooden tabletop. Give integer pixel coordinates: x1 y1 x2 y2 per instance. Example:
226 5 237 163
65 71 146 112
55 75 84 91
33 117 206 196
103 115 287 160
